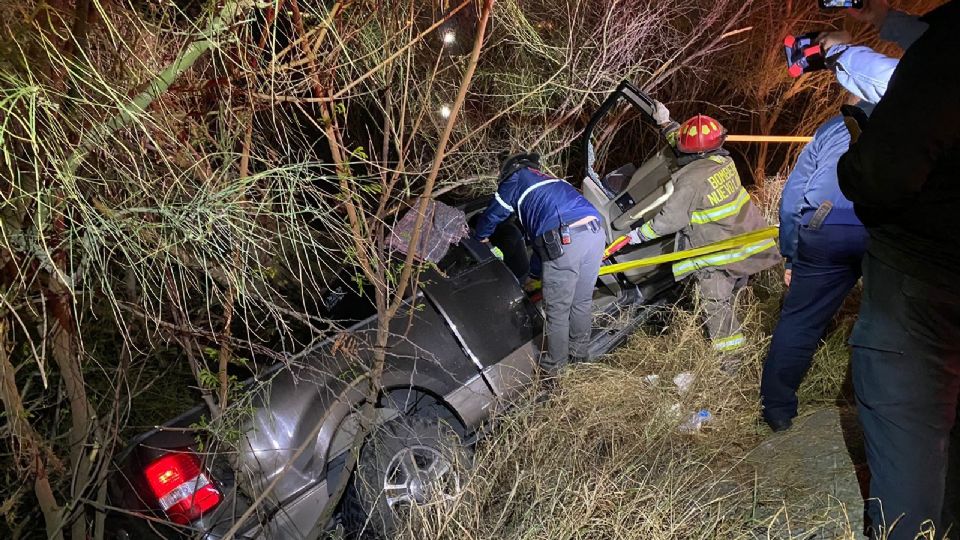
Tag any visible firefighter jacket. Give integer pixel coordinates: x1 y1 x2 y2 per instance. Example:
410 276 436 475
637 148 780 281
474 166 600 241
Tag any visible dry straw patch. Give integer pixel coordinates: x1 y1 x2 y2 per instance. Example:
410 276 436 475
394 284 856 539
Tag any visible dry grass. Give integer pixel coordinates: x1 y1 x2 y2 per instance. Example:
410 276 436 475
0 0 882 534
390 272 858 540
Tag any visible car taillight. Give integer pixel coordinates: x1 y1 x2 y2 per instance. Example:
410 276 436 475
143 451 222 525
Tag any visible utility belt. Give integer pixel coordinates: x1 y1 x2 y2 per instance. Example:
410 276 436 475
532 219 600 261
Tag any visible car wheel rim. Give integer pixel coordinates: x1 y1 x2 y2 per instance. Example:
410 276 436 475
382 444 460 512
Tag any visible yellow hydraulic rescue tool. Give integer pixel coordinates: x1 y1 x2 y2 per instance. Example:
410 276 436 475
598 226 779 276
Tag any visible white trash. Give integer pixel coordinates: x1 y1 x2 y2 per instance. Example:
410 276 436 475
668 402 683 419
673 371 695 394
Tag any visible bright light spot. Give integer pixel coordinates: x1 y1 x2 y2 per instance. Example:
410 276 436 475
442 30 456 45
439 105 452 119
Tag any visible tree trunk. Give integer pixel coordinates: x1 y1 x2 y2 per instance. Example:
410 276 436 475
313 0 498 532
0 315 65 539
46 277 94 539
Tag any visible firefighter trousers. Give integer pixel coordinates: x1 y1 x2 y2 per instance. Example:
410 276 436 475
697 270 747 353
852 253 960 540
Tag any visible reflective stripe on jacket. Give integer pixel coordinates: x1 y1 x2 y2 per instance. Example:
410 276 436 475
639 153 780 280
474 167 600 241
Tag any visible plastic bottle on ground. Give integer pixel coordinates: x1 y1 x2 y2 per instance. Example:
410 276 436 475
679 408 713 433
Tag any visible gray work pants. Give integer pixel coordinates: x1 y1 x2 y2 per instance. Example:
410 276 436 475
540 225 605 369
697 270 747 352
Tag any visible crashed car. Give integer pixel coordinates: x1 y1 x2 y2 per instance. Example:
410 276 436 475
106 81 683 539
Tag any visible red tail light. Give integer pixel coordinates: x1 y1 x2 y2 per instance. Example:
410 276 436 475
144 451 222 525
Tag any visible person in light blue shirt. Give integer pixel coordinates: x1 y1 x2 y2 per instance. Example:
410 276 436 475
761 41 897 432
830 45 899 104
760 108 872 432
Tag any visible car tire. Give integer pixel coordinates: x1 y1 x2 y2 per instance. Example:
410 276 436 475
341 415 471 538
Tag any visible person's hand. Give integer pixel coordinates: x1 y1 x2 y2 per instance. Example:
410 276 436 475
627 229 646 245
784 269 792 288
846 0 890 31
652 100 671 126
816 30 853 53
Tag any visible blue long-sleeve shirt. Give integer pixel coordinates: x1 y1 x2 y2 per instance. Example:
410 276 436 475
474 167 599 241
826 10 924 105
779 116 862 267
832 45 899 104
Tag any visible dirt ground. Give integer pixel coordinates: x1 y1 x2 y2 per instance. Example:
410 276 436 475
746 406 868 539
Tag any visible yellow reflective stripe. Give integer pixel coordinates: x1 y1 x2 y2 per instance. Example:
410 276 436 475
640 222 658 240
713 333 745 351
672 238 777 279
691 188 751 225
665 130 678 147
708 155 726 164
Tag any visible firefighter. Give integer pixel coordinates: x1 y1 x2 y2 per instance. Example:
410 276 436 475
474 152 604 373
626 104 780 369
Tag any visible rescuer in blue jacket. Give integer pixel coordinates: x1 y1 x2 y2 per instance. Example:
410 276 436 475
760 33 899 433
474 152 603 372
760 110 871 432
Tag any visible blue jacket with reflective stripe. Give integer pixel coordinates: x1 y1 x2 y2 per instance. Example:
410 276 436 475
474 167 600 241
779 116 862 267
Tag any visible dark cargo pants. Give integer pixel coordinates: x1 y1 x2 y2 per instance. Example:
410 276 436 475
540 223 605 369
852 253 960 540
761 223 868 424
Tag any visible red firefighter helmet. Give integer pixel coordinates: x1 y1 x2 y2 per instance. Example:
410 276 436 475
677 115 727 154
